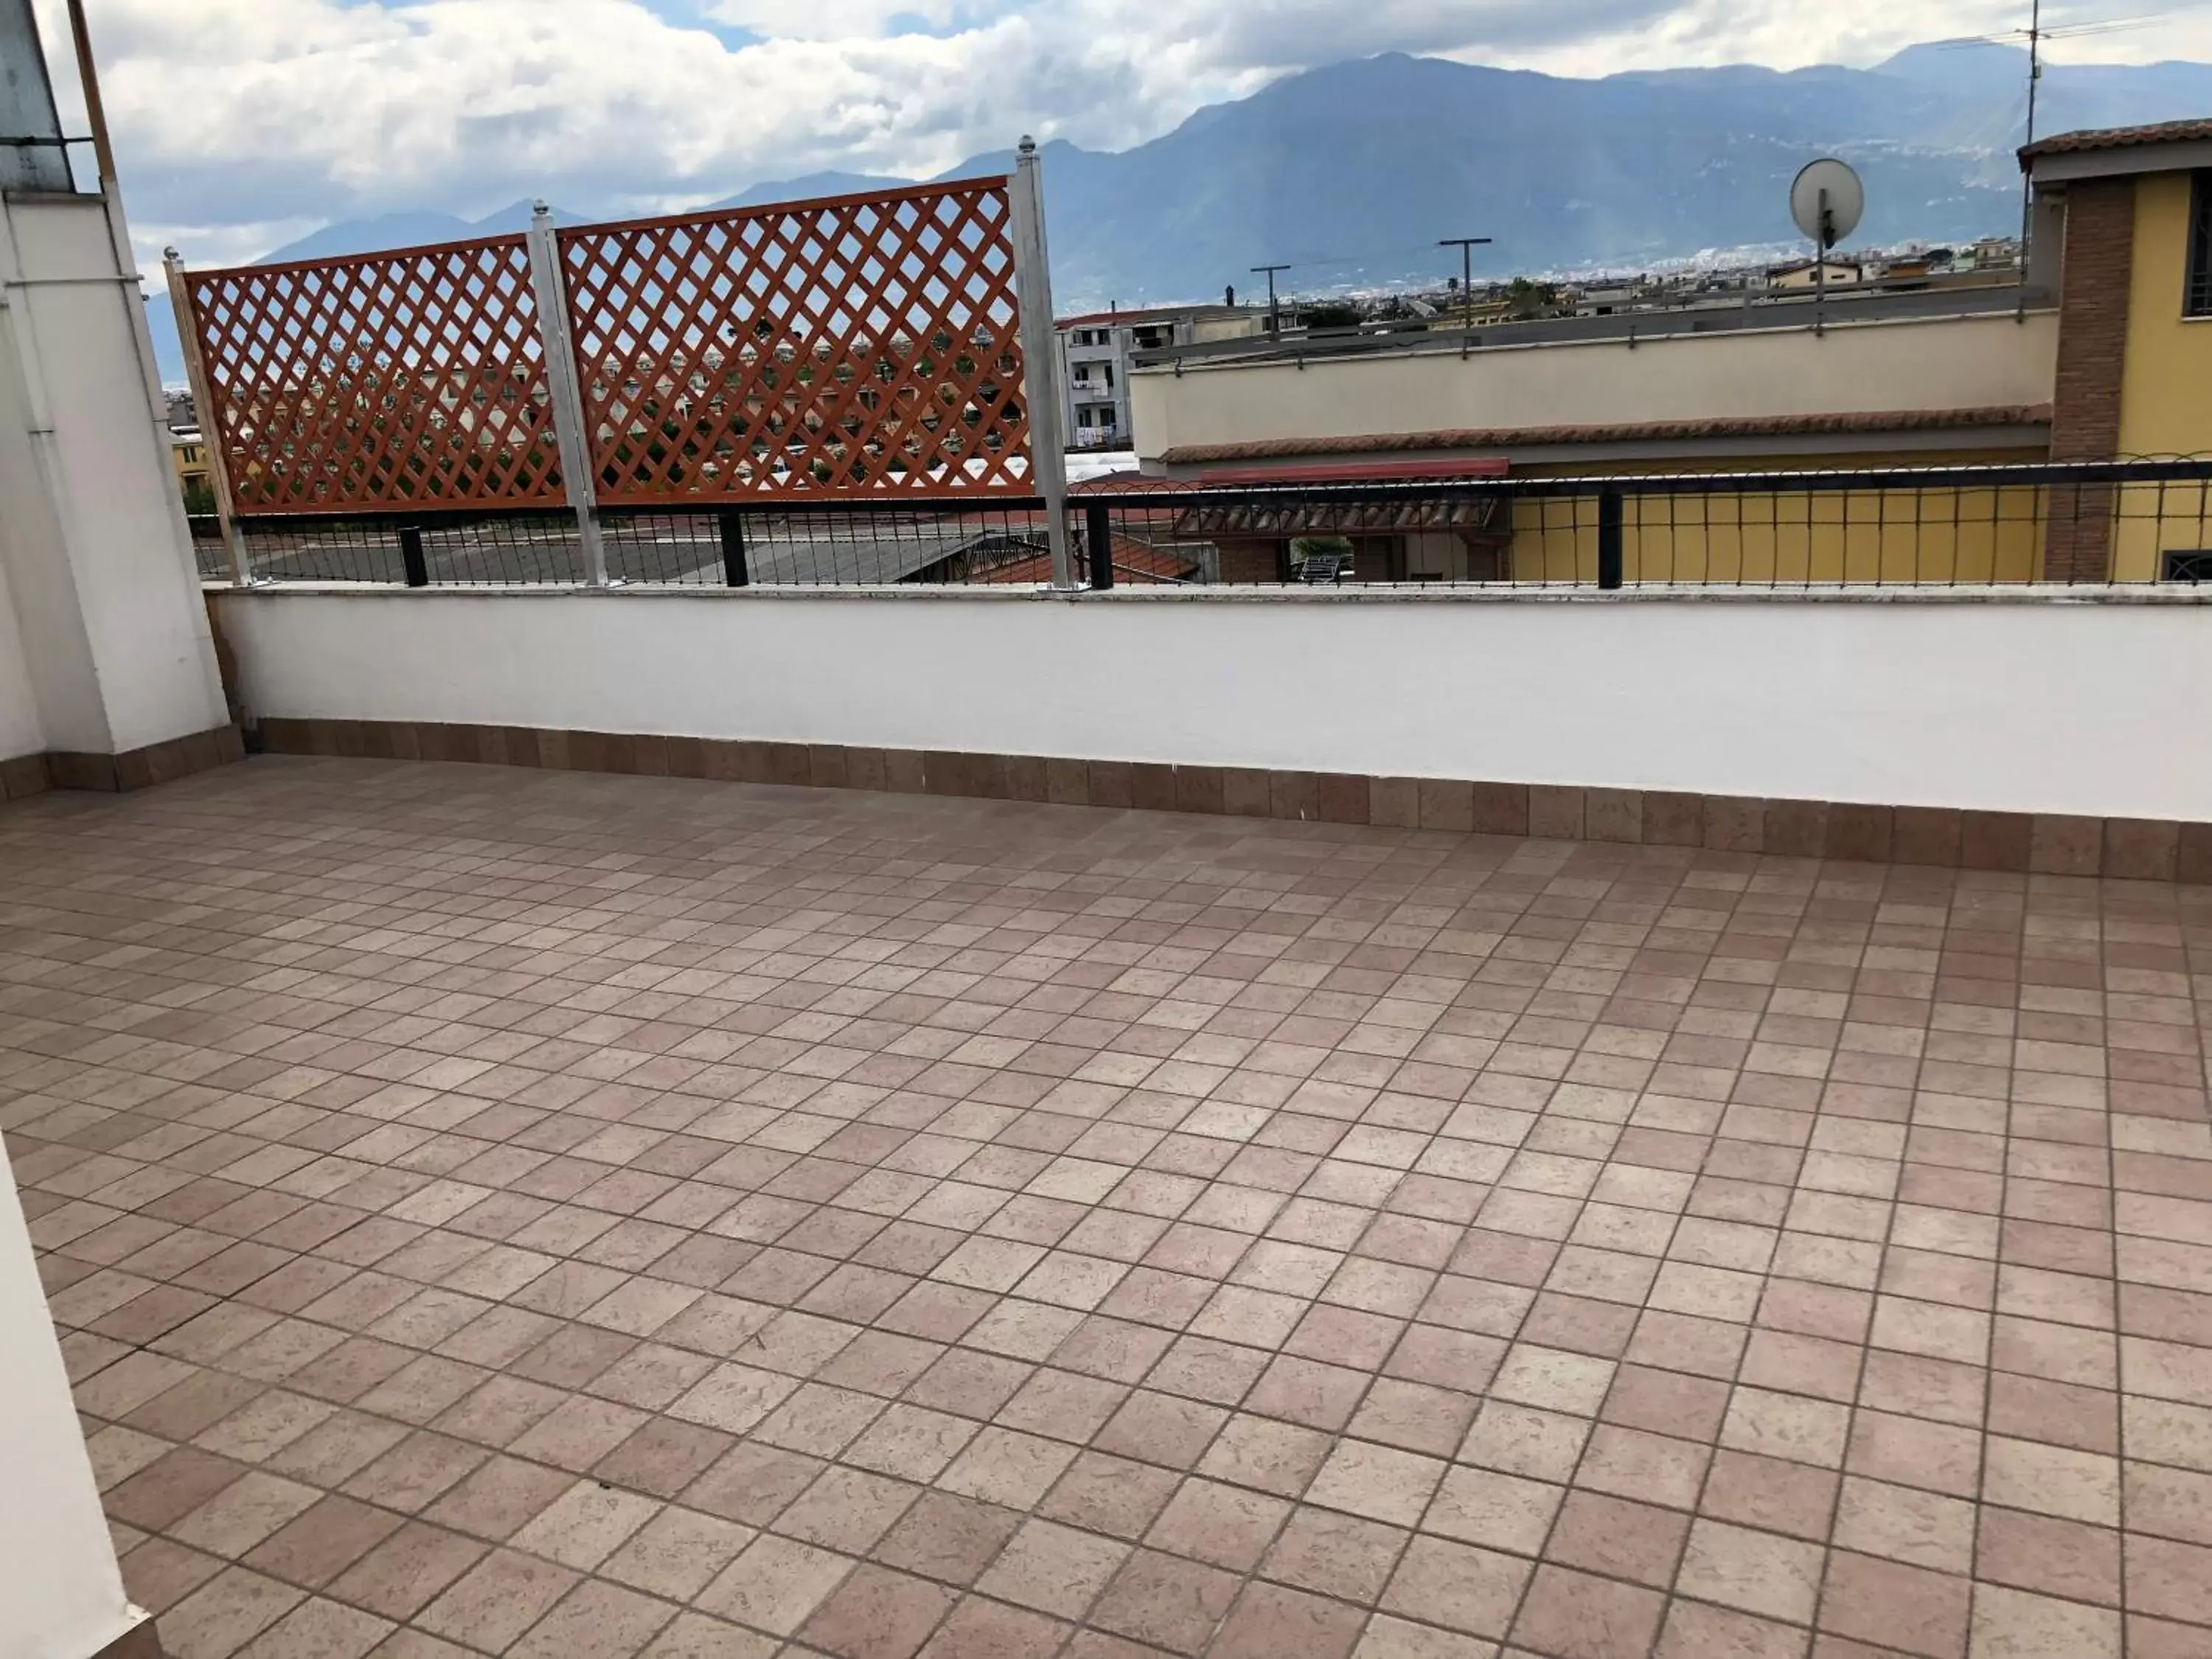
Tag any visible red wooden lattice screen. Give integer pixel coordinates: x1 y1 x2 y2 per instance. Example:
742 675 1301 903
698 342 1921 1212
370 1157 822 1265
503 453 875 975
557 180 1032 501
183 235 565 515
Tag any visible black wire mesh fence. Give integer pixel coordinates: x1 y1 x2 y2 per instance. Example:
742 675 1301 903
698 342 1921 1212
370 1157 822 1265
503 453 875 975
191 459 2212 589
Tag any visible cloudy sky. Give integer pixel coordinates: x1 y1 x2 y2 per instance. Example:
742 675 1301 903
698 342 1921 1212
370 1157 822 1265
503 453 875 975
26 0 2212 275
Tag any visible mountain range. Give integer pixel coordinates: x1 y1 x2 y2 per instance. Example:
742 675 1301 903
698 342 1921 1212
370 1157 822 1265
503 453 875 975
147 42 2212 383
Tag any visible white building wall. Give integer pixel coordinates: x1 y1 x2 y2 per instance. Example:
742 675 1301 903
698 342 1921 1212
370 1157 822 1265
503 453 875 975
0 192 228 756
0 1153 146 1659
1129 309 2059 462
0 531 43 759
215 587 2212 822
0 275 106 752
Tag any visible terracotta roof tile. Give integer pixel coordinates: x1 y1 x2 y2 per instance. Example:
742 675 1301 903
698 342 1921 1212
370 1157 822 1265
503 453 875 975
1155 406 2051 466
975 535 1199 585
1069 471 1185 495
2019 118 2212 165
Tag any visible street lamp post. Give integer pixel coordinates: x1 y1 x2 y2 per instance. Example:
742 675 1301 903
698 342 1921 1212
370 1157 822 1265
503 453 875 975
1251 263 1291 335
1439 237 1492 352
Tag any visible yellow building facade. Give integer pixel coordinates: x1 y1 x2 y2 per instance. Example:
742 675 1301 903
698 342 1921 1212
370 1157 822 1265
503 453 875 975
170 431 213 507
2116 171 2212 456
2028 122 2212 581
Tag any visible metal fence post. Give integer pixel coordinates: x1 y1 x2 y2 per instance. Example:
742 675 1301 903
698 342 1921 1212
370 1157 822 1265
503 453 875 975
1009 137 1073 589
1596 488 1624 590
719 509 751 588
163 250 251 587
524 202 609 588
398 524 429 588
1085 501 1114 590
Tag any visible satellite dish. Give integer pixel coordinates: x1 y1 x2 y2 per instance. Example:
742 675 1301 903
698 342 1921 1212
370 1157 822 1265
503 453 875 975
1790 159 1865 250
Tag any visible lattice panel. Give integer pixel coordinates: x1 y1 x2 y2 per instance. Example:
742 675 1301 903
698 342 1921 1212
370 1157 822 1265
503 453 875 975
184 237 564 514
558 181 1033 501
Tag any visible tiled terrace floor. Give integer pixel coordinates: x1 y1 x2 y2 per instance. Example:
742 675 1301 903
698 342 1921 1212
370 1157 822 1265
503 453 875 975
7 758 2212 1659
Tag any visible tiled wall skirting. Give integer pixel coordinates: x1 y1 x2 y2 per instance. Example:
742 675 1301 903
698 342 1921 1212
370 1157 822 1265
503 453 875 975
0 724 244 802
257 716 2211 883
89 1615 163 1659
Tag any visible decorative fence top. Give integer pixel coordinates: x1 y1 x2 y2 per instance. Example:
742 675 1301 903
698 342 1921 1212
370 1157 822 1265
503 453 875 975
184 234 565 515
560 179 1031 502
181 178 1034 516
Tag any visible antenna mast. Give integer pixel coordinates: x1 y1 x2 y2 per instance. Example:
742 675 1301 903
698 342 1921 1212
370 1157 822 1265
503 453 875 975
2025 0 2043 152
2019 0 2043 276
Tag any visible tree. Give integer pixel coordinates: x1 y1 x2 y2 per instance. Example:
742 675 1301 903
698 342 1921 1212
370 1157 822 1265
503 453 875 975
1301 302 1361 330
181 479 218 518
1503 278 1561 321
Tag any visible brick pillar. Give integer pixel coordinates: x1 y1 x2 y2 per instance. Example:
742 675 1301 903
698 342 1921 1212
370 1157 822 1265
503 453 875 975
1214 537 1287 582
1456 528 1512 581
2043 178 2135 581
1346 535 1401 583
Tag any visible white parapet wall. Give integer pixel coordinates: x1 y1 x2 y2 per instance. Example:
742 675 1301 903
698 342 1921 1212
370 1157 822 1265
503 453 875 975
0 1155 148 1659
1129 308 2060 463
212 585 2212 823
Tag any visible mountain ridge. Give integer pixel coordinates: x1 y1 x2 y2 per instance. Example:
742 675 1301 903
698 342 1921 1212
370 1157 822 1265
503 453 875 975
147 44 2212 383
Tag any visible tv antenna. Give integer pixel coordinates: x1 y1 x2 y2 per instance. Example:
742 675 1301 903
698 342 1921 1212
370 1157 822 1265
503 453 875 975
1930 5 2168 266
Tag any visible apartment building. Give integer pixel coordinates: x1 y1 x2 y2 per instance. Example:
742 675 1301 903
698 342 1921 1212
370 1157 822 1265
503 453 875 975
1057 302 1266 448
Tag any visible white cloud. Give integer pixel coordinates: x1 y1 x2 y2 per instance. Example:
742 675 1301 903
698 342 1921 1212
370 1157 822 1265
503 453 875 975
25 0 2212 281
706 0 974 42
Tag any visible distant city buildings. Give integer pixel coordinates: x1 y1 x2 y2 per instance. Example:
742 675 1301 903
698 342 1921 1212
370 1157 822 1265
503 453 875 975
1055 304 1266 448
1764 257 1864 289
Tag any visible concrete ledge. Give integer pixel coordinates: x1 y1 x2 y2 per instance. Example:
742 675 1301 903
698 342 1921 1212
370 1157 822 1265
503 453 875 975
257 716 2210 881
212 580 2212 606
5 726 244 799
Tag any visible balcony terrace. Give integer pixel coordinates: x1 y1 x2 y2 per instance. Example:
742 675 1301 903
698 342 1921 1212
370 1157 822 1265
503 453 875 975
10 91 2212 1659
8 755 2208 1658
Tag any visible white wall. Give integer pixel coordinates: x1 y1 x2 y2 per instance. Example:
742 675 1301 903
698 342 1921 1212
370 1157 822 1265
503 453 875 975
215 587 2212 821
0 1157 146 1659
0 544 43 759
1130 310 2058 462
0 192 229 756
0 268 101 754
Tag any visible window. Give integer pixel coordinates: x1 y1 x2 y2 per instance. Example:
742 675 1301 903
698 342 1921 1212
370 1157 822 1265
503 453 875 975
2163 549 2212 582
2191 172 2212 318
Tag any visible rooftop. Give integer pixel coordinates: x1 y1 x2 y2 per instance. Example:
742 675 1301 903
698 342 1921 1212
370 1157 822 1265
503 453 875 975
1129 280 2045 375
2020 116 2212 161
1155 406 2055 469
1058 305 1259 330
11 757 2211 1658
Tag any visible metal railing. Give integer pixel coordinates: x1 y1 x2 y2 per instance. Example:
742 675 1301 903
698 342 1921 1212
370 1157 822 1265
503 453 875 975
194 458 2212 590
195 504 1061 587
